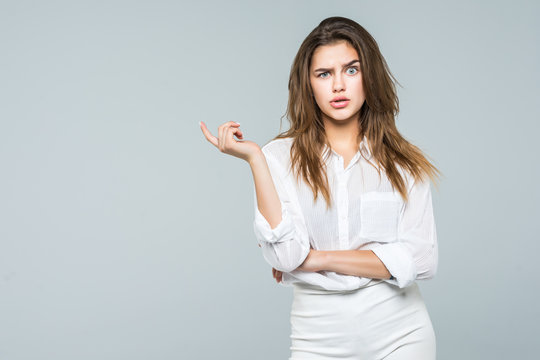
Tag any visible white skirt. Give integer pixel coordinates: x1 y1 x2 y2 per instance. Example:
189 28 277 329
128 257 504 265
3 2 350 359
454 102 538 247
289 280 436 359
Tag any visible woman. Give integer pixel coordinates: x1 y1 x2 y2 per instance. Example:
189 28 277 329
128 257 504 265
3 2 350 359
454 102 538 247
200 16 441 360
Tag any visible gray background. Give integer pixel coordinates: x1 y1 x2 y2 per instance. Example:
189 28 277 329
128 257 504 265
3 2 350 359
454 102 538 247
1 0 538 359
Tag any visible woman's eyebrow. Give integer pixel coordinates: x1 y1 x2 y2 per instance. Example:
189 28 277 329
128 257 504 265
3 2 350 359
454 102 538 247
314 59 360 72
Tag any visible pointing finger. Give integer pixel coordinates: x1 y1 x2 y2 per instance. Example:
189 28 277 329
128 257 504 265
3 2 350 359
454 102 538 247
199 121 218 147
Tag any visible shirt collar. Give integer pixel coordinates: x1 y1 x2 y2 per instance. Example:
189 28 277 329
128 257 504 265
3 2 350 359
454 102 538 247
322 135 373 162
359 135 372 160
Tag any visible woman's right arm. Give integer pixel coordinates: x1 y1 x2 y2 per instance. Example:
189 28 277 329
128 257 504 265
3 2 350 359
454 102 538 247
249 148 311 273
249 151 283 229
199 120 310 273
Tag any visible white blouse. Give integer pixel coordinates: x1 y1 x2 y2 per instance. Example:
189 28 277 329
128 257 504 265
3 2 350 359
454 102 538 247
252 136 438 291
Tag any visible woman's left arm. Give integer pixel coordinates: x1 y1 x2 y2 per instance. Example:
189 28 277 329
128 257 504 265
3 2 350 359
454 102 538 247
297 248 392 280
298 177 438 289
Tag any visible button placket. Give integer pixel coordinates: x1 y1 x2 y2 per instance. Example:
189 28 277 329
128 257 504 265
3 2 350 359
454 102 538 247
335 156 349 249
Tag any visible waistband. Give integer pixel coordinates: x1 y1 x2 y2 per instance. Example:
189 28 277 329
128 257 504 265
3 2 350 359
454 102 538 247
292 278 385 295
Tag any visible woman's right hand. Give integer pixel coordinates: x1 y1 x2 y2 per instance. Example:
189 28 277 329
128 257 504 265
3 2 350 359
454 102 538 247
199 121 261 163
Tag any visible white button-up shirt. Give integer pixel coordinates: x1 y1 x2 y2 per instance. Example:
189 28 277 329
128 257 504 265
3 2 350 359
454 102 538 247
253 136 438 290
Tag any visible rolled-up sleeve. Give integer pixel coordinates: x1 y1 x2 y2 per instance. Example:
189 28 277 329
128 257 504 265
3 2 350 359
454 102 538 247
371 176 438 288
252 147 310 273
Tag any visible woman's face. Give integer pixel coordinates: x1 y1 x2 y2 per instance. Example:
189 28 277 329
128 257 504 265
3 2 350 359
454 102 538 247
309 41 365 124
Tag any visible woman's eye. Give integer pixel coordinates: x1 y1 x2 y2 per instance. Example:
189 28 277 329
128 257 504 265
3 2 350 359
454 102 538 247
318 67 358 78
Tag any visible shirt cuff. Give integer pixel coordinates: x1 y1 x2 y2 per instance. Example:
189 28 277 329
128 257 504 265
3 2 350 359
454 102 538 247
253 205 295 244
371 242 417 288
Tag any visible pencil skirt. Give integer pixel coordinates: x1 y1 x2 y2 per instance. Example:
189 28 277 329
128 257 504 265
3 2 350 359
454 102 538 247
289 280 436 360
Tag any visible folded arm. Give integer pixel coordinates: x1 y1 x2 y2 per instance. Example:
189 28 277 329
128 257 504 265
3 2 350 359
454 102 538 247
299 249 392 280
369 176 438 288
305 177 438 288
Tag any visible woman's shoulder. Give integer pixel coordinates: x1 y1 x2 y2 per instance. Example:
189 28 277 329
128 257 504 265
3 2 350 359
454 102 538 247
394 162 431 194
261 137 294 161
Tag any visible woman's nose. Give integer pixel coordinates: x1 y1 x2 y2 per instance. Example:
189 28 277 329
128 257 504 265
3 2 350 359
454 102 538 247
333 75 345 92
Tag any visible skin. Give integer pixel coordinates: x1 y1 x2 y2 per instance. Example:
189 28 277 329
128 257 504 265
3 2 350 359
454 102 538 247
311 40 366 169
199 40 392 284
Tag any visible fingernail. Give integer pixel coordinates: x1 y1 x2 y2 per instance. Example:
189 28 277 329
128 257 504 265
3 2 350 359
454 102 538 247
235 122 241 125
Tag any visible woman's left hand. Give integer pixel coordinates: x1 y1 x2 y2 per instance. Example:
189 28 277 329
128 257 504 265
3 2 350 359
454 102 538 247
272 267 283 283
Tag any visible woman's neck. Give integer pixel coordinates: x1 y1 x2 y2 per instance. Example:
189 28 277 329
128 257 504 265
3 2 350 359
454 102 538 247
323 117 361 153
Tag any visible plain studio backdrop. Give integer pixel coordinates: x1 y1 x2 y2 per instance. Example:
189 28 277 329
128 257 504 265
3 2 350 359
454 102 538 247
1 1 538 359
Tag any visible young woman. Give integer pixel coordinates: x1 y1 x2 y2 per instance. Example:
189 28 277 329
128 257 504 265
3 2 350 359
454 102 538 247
200 16 441 360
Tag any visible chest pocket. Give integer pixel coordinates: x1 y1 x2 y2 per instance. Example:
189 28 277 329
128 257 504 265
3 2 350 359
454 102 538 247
359 191 402 242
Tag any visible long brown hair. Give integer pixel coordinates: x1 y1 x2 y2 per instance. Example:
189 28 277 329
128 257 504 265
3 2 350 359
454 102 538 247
271 16 442 209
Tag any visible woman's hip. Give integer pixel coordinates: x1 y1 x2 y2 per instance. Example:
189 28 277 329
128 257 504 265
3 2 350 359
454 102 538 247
289 281 436 359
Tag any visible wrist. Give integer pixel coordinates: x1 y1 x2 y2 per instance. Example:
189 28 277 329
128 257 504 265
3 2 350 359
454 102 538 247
247 149 265 166
314 250 328 272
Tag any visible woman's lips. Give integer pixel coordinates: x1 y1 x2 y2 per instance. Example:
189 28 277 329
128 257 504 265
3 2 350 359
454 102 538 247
330 100 350 109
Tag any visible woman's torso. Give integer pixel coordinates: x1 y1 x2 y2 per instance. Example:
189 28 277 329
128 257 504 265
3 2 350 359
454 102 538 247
263 137 411 291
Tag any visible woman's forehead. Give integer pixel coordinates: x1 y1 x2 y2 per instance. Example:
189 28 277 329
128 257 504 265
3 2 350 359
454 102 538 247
311 42 359 67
